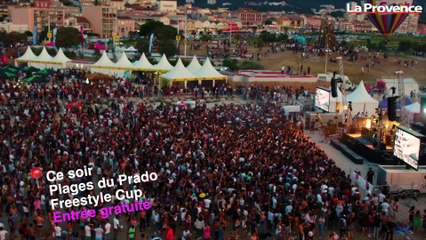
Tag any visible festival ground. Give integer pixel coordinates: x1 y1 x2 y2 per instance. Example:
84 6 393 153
184 40 426 85
1 96 425 240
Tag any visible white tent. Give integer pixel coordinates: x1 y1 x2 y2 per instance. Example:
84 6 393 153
115 53 135 70
347 80 379 116
52 48 72 69
16 46 37 63
92 51 115 68
29 47 61 69
405 102 420 113
154 54 173 72
187 55 202 74
380 78 419 97
91 51 116 75
133 53 154 71
38 47 54 62
161 58 198 82
126 46 137 51
112 53 135 77
195 58 226 80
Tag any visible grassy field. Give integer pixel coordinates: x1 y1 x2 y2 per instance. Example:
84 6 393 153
182 39 426 86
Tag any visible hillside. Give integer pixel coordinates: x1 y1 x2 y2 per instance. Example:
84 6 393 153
180 0 426 23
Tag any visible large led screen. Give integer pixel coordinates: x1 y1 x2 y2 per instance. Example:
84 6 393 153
394 127 421 169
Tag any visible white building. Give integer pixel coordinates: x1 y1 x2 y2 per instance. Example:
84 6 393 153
207 0 216 5
158 0 177 12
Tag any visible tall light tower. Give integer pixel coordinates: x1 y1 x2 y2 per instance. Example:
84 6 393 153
336 56 351 128
396 70 406 125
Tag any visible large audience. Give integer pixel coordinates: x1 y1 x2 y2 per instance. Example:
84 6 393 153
0 72 425 240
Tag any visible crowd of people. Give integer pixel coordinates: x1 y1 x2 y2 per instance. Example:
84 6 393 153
0 71 425 240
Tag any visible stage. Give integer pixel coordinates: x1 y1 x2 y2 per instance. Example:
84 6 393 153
337 132 400 165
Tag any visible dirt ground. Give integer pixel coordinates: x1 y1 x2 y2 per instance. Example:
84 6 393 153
185 41 426 86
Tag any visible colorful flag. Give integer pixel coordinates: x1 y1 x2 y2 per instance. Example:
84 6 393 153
52 27 58 46
32 25 38 45
80 26 85 48
148 33 154 54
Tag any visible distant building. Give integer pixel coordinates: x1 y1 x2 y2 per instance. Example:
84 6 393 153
233 8 264 28
117 16 135 37
10 7 66 31
33 0 51 8
82 5 117 37
110 0 126 11
418 24 426 35
157 0 177 12
207 0 215 5
81 0 111 7
395 14 419 35
186 0 194 3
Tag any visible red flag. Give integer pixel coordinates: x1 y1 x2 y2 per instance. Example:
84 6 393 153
80 26 85 48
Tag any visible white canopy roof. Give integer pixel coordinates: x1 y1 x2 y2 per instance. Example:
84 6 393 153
16 46 38 62
126 46 137 51
161 58 198 81
347 81 378 104
195 58 226 80
52 48 72 63
38 47 54 62
154 54 173 71
134 53 154 71
92 51 115 68
115 53 135 70
187 55 202 74
405 102 420 113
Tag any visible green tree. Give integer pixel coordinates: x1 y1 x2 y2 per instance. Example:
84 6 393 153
55 27 81 48
0 31 27 46
398 40 411 52
276 33 288 42
264 19 273 25
200 34 212 42
240 61 264 70
223 59 239 71
32 47 42 55
253 37 264 48
259 31 276 43
158 39 177 57
24 31 33 37
136 39 149 54
377 39 387 52
139 21 177 41
156 25 177 41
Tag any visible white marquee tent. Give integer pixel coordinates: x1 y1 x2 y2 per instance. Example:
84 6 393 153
195 58 226 80
133 53 154 71
186 55 202 74
115 53 135 70
52 48 72 68
154 54 173 72
16 47 69 70
113 53 136 77
347 80 379 116
91 51 117 75
16 46 38 63
161 58 198 85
